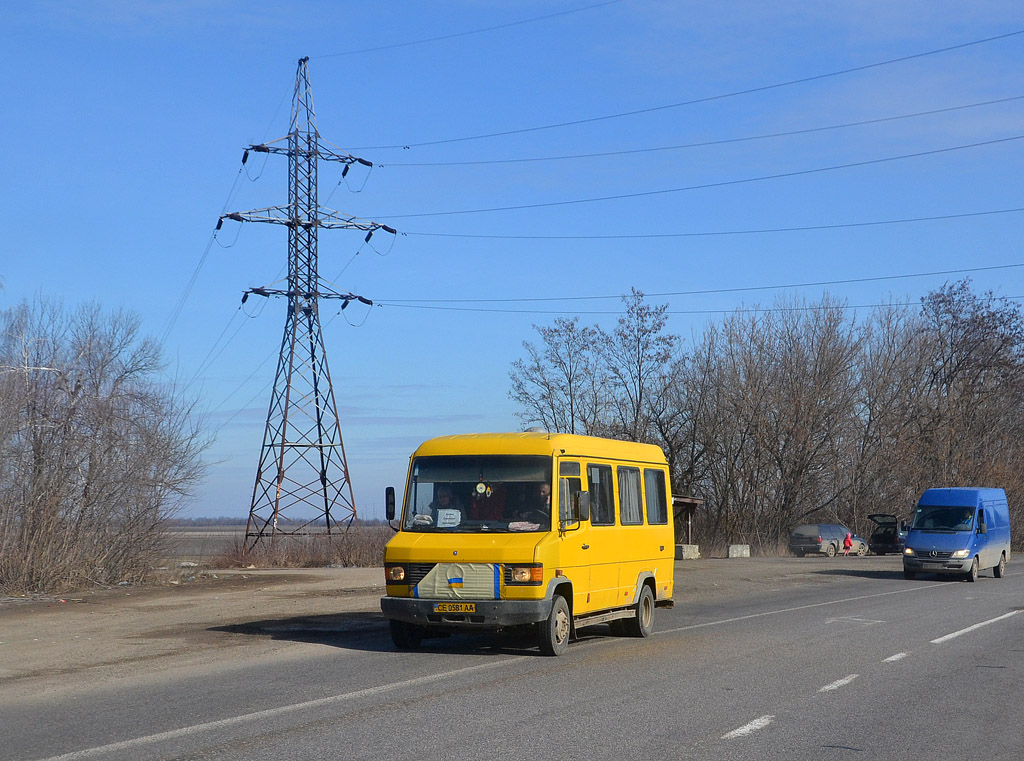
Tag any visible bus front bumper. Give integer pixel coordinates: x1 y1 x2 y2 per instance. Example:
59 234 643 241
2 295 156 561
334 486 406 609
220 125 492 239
381 596 552 629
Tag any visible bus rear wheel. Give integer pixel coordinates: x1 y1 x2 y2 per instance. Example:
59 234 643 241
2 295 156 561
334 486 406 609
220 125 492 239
625 585 655 638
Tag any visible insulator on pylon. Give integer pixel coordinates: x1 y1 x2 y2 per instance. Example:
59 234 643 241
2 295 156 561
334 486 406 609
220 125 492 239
357 296 373 306
241 292 249 303
216 218 224 230
242 149 249 165
382 225 397 235
357 158 372 167
364 230 374 243
341 164 350 179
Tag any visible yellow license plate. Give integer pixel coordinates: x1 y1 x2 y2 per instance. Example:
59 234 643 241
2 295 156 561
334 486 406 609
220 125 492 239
433 602 476 614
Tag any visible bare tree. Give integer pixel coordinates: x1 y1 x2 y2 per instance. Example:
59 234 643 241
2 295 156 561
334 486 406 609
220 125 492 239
0 298 210 593
509 317 607 434
596 289 677 441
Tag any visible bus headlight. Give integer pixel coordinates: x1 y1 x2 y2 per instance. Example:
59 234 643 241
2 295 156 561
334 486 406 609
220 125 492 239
507 565 543 584
386 565 406 582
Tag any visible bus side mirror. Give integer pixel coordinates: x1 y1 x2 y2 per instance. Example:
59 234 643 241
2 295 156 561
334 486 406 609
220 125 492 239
385 486 396 521
574 491 590 522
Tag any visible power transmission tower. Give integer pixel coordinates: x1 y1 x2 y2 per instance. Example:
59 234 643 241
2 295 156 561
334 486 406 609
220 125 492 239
219 57 395 551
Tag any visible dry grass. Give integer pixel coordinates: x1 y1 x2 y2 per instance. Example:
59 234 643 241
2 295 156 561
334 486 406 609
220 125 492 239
210 524 392 569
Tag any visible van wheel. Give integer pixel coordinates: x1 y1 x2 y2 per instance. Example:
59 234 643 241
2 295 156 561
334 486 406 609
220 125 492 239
625 585 655 638
903 569 916 580
965 557 979 583
993 554 1006 578
826 543 837 557
538 595 571 656
389 620 423 650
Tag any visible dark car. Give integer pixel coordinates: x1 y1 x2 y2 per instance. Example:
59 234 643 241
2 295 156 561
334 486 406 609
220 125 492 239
789 523 867 557
867 513 907 555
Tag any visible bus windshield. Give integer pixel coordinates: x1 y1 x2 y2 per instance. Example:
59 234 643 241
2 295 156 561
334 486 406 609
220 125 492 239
403 455 552 533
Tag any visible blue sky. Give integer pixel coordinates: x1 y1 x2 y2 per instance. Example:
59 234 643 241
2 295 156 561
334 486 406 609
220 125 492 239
2 1 1022 520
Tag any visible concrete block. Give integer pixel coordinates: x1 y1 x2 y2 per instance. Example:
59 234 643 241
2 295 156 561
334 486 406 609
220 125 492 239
727 544 751 558
675 544 701 560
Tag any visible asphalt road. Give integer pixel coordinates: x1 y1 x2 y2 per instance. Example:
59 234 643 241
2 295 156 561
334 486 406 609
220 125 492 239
6 560 1023 761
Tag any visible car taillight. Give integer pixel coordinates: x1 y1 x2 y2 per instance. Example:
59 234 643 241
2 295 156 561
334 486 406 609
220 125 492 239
818 536 823 543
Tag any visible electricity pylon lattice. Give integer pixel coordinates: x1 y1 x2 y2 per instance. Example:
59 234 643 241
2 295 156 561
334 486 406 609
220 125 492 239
220 57 395 551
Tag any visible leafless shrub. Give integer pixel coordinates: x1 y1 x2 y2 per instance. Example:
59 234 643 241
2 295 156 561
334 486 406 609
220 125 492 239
0 298 209 594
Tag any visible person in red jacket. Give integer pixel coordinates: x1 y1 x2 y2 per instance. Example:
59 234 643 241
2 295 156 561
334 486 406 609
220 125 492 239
843 532 853 556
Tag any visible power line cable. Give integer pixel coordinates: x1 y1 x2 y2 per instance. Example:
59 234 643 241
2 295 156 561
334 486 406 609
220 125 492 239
356 29 1024 150
380 261 1024 305
313 0 626 58
402 206 1024 240
379 296 1023 318
379 95 1024 167
379 134 1024 219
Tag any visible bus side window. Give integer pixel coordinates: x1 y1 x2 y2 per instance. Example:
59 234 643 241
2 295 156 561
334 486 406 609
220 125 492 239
618 466 643 525
587 464 615 525
644 468 668 524
559 477 582 523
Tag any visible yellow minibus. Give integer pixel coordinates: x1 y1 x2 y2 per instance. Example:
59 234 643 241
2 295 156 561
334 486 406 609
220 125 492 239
381 432 675 655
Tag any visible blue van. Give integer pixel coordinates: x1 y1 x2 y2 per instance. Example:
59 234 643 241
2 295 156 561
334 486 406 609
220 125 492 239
903 487 1011 582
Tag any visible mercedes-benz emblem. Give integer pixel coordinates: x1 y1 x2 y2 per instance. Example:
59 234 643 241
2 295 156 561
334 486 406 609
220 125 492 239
929 550 937 557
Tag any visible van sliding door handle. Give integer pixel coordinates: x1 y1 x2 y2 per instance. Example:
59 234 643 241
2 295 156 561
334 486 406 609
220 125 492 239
581 543 590 550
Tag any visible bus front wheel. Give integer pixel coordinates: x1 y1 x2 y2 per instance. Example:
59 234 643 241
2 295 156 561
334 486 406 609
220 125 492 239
538 595 571 656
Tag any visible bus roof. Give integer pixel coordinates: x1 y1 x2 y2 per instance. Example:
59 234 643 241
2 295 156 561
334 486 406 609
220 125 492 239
412 432 668 464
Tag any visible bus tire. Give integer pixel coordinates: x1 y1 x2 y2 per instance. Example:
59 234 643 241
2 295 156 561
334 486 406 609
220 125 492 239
389 619 423 650
625 584 655 638
538 595 571 656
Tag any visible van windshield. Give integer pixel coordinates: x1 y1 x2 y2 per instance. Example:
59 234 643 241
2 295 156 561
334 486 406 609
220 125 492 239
911 505 975 532
403 455 552 533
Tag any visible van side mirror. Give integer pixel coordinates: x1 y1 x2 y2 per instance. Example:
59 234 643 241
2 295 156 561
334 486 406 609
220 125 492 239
385 486 396 521
574 491 590 522
978 520 987 535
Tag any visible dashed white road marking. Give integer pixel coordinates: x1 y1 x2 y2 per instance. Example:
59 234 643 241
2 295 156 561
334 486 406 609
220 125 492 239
931 610 1019 644
884 652 908 662
722 715 774 739
819 674 859 692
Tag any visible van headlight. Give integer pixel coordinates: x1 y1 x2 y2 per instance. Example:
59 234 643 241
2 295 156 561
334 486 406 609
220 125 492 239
904 547 915 556
951 549 970 559
386 565 406 582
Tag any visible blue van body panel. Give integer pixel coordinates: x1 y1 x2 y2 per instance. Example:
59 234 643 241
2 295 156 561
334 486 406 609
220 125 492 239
904 487 1011 578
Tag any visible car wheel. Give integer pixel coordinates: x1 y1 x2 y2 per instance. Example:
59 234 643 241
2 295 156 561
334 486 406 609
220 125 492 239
389 619 423 650
826 543 837 557
994 554 1006 578
625 585 655 638
792 549 804 557
538 594 571 656
965 556 979 583
857 545 868 556
903 568 916 580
